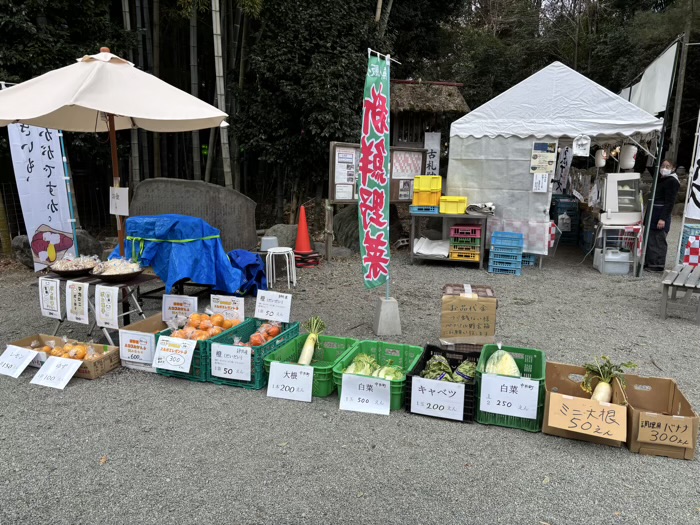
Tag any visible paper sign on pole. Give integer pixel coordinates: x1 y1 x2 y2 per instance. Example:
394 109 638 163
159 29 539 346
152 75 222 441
152 336 197 373
547 392 627 442
65 280 89 324
339 374 391 415
7 123 75 271
254 290 292 323
0 346 39 379
39 277 62 319
162 295 198 322
95 285 119 329
267 362 313 403
210 343 251 381
109 187 129 216
532 172 549 193
30 356 82 389
210 295 244 322
119 330 156 364
410 377 465 421
637 412 694 449
479 374 540 420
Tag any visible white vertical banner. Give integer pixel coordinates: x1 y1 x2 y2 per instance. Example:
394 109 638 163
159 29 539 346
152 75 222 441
685 113 700 220
7 123 75 271
424 132 441 176
66 280 89 324
95 285 119 329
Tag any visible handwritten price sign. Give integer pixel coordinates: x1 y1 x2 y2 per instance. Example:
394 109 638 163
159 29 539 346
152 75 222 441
0 346 38 379
339 374 390 415
152 336 197 373
480 374 540 420
411 377 465 421
30 356 82 389
638 413 694 449
210 343 251 381
254 290 292 323
547 392 626 441
267 362 313 402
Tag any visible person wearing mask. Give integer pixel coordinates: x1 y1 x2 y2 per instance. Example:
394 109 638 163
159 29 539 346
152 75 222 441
645 159 680 272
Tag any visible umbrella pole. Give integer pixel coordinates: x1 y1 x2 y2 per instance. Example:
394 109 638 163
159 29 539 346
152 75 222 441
108 114 125 257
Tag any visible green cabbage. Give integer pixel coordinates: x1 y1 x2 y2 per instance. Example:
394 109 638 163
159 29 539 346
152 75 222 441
453 360 476 383
420 355 476 383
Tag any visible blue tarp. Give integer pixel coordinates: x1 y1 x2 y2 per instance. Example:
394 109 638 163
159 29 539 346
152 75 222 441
228 249 267 296
110 214 243 294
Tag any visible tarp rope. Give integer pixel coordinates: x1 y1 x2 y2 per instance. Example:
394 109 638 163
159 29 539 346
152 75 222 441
127 235 221 262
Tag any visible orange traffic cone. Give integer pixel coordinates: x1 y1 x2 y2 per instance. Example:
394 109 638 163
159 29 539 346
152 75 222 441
294 205 313 255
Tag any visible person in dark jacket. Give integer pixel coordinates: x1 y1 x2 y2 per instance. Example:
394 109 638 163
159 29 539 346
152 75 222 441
645 159 681 272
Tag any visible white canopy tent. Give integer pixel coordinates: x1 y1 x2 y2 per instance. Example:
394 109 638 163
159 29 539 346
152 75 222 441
447 61 663 255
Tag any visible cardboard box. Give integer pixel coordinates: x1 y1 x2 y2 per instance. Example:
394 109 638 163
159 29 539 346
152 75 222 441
7 334 120 380
440 285 497 346
119 314 167 373
624 374 699 460
542 362 627 447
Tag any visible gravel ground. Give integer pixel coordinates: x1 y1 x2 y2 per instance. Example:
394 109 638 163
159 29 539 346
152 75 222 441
1 221 699 525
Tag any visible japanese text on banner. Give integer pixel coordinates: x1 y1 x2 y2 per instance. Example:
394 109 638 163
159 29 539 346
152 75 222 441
7 123 75 271
357 54 391 289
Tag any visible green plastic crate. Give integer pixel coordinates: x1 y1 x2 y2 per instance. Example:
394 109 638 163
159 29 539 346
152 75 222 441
204 318 300 390
332 341 424 411
475 344 546 432
263 335 357 397
154 328 212 382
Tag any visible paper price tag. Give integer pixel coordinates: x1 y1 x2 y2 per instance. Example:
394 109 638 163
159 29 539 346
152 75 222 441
39 277 62 320
254 290 292 323
66 280 89 324
411 377 465 421
152 336 197 373
119 330 156 364
339 374 391 415
30 356 82 389
267 362 313 402
547 392 626 441
638 412 694 449
0 346 39 379
210 295 244 322
162 295 198 322
95 285 119 329
479 374 540 420
210 343 251 381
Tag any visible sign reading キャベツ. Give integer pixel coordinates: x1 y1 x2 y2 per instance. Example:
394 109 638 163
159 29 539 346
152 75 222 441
358 53 391 289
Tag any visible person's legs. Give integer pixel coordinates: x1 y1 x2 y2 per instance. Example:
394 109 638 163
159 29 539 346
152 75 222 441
646 229 667 271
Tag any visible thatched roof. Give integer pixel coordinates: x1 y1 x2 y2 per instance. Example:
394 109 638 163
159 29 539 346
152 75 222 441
391 81 469 114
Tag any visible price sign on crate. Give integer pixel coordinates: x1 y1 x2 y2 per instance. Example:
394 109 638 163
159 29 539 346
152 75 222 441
119 330 156 365
30 356 82 389
480 374 539 420
411 377 465 421
210 295 245 322
339 374 390 415
210 343 251 381
267 362 313 402
152 336 197 373
255 291 292 323
0 346 38 379
162 295 198 322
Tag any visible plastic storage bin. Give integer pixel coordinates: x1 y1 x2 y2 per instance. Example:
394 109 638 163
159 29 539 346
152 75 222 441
412 190 441 207
205 318 300 390
593 248 630 275
263 334 357 397
414 175 442 192
409 205 440 215
450 225 481 238
440 196 468 214
332 341 424 411
475 344 546 432
404 344 481 423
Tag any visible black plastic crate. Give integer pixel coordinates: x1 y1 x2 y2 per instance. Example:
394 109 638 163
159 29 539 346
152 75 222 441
404 344 481 423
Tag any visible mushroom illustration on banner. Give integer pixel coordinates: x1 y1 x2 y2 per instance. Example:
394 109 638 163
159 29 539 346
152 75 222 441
30 224 74 265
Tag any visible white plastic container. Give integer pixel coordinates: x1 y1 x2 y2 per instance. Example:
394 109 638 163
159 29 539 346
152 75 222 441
260 236 279 252
593 248 631 275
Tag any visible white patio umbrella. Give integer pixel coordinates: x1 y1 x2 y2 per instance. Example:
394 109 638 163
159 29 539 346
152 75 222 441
0 47 228 255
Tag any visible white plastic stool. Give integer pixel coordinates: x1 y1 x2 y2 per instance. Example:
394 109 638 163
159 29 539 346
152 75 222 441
265 247 296 289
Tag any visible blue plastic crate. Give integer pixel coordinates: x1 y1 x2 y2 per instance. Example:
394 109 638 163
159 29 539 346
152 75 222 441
521 253 539 266
490 252 522 263
491 232 524 248
409 205 440 215
490 245 523 255
489 259 522 270
488 265 522 276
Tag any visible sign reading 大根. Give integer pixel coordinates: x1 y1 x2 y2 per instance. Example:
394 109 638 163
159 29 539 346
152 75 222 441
357 53 391 289
266 362 313 403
